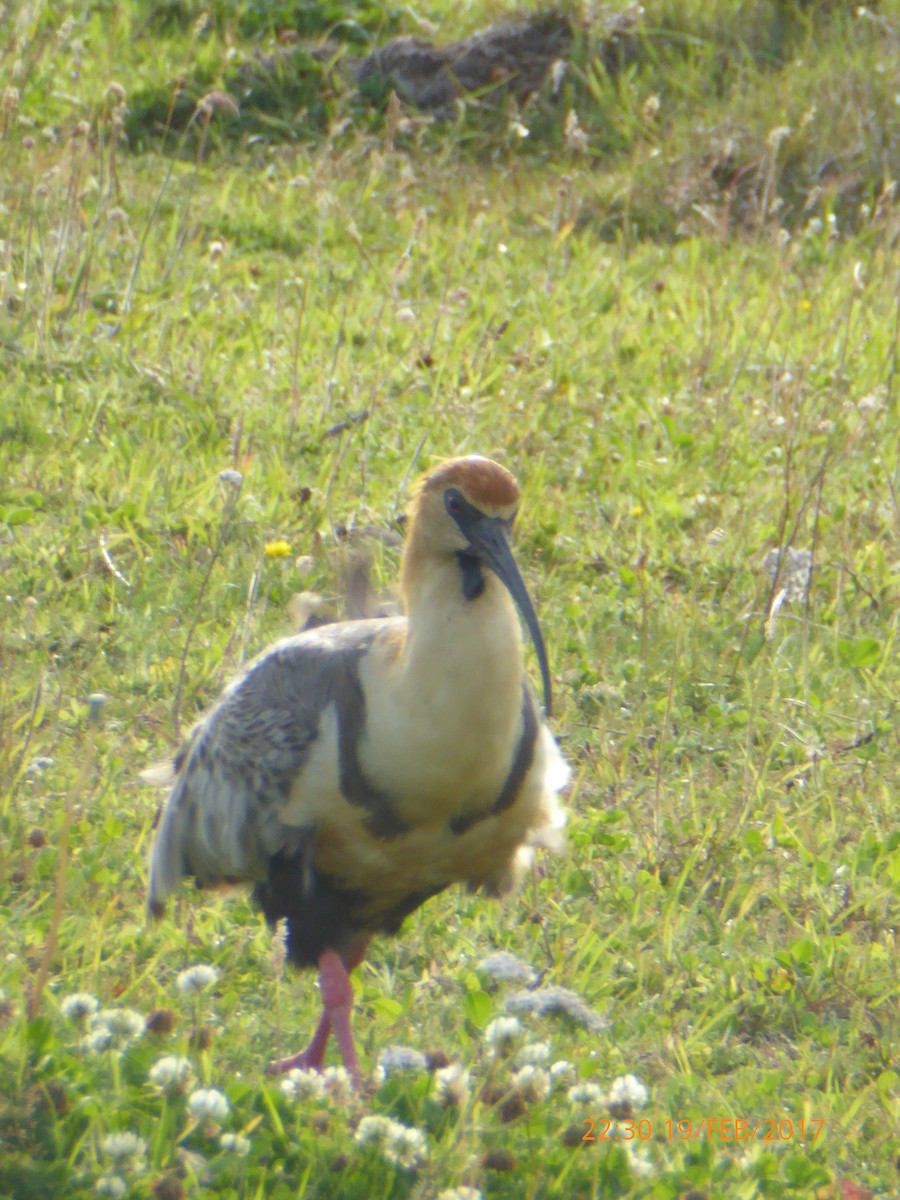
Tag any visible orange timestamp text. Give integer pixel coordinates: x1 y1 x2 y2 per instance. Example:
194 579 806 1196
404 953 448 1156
582 1118 825 1143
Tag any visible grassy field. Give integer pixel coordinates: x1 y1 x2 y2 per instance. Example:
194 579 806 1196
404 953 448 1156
1 0 898 1197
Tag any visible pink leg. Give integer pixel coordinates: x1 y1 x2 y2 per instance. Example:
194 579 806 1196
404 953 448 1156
318 948 359 1080
265 940 368 1077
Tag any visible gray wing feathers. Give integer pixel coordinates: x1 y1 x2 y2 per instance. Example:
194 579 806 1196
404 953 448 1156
146 621 391 917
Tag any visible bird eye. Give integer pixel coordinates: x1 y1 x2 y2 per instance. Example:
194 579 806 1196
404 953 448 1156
444 490 463 516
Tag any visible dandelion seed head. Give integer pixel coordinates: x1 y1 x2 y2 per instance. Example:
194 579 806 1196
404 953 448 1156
61 992 99 1022
176 965 219 995
187 1087 229 1122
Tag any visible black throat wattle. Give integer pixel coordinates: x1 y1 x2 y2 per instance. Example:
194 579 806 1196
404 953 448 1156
456 551 485 600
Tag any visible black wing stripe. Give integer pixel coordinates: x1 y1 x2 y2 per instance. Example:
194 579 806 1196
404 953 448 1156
449 684 538 836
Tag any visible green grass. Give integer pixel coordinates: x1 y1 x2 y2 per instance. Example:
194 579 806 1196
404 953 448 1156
1 0 898 1197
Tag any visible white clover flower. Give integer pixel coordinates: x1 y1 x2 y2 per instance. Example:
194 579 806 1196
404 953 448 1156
92 1009 145 1043
355 1114 428 1167
219 1132 251 1155
95 1176 127 1198
321 1066 353 1103
438 1189 483 1200
355 1114 398 1147
626 1144 654 1177
510 1064 550 1102
549 1060 577 1088
100 1131 147 1164
505 986 608 1032
432 1063 469 1108
516 1041 550 1067
484 1016 522 1052
567 1082 604 1104
176 965 219 995
383 1122 428 1170
377 1045 428 1075
478 952 537 985
279 1067 325 1101
81 1028 114 1054
188 1088 230 1122
61 993 99 1022
608 1073 648 1110
148 1055 194 1095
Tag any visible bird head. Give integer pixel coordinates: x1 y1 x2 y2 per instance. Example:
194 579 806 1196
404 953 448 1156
405 456 553 715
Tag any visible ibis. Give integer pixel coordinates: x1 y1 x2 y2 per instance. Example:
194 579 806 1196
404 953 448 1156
147 456 568 1078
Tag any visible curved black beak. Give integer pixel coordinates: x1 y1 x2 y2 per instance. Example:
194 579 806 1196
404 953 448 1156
467 517 553 717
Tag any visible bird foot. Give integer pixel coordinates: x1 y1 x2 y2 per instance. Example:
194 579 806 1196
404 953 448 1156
265 1048 325 1076
265 1007 331 1075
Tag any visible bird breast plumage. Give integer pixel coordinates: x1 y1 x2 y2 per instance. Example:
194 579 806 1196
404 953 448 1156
275 607 567 918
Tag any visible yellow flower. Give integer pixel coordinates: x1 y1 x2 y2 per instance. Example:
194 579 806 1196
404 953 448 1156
264 539 292 559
